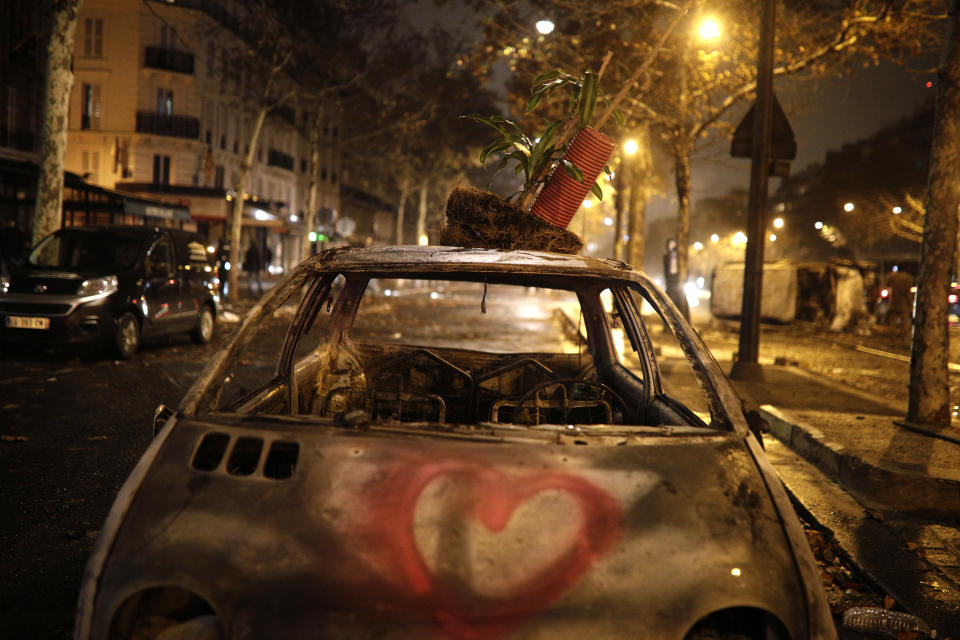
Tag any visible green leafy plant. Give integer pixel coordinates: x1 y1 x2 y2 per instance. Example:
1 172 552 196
465 68 625 207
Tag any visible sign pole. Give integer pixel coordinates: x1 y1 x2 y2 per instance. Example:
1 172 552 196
731 0 776 381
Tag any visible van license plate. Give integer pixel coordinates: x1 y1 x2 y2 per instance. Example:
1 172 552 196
6 316 50 330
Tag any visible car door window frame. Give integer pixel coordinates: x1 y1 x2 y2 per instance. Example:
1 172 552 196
145 235 174 280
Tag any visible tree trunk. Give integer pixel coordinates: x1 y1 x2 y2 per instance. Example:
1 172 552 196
416 178 429 244
228 106 267 298
673 137 693 302
33 0 82 245
626 154 647 271
302 109 323 261
396 175 409 245
908 0 960 428
626 127 652 271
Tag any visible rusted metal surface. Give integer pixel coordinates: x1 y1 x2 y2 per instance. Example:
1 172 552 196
76 247 836 639
89 419 814 639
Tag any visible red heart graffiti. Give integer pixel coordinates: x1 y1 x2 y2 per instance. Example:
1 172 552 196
357 457 623 639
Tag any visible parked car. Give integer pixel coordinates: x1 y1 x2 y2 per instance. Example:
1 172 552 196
75 246 836 640
0 225 218 358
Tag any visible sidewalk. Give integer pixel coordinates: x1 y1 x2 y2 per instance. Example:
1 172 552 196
729 365 960 517
726 364 960 635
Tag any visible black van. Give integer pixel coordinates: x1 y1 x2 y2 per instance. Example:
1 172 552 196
0 226 219 358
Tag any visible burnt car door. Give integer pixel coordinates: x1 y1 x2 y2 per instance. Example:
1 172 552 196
142 232 187 333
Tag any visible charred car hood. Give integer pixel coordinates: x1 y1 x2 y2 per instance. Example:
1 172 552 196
88 417 812 639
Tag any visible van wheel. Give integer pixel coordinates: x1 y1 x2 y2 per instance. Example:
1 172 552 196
112 312 140 359
191 305 215 344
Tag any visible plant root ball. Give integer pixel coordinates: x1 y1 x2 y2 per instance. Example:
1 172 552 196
441 187 584 255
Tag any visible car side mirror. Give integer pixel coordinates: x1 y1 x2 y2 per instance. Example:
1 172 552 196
153 403 175 438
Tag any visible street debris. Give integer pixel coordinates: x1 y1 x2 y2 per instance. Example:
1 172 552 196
842 607 935 638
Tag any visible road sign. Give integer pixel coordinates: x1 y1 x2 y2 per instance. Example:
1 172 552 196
731 93 796 161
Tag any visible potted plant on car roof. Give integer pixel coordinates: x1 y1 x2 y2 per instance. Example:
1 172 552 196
442 12 688 254
442 62 622 254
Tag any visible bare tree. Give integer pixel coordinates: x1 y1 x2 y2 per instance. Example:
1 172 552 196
32 0 82 244
473 0 943 287
909 0 960 428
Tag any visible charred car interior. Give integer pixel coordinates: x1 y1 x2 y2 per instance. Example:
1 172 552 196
218 272 719 431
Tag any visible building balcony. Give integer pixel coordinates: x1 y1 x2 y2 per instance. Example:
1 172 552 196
0 128 36 152
267 149 295 171
135 112 200 140
144 47 195 75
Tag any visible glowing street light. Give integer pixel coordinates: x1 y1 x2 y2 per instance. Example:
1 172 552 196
733 231 748 245
843 202 855 212
698 18 721 41
536 19 555 35
892 206 902 214
768 233 777 242
693 241 704 251
623 139 638 155
815 221 824 229
710 233 720 243
583 200 594 209
773 217 784 228
603 216 614 226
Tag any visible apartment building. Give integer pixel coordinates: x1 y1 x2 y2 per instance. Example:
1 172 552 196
0 0 44 239
66 0 342 271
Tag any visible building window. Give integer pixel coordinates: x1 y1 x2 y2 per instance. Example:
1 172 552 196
331 172 337 185
160 25 177 50
156 89 173 117
81 83 101 129
6 86 19 134
153 154 171 185
82 150 100 183
214 164 224 189
206 42 215 76
220 48 229 86
321 167 327 181
83 18 104 57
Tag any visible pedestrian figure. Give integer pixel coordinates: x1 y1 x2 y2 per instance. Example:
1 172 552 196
663 238 689 319
885 268 914 341
244 242 262 296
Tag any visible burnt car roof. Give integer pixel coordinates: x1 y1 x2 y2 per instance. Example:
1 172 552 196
300 246 642 280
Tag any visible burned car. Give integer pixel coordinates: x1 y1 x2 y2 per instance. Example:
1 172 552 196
76 246 836 640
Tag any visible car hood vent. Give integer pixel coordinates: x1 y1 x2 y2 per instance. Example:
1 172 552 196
191 432 299 480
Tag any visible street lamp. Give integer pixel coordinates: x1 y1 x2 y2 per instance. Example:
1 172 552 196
710 233 720 243
843 202 855 212
773 217 784 228
535 19 554 35
623 139 638 155
893 206 902 214
697 18 722 41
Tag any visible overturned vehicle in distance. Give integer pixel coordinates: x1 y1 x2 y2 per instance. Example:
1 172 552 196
710 258 877 330
76 246 837 640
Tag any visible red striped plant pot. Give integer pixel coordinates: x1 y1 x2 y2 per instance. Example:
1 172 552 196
530 126 616 229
